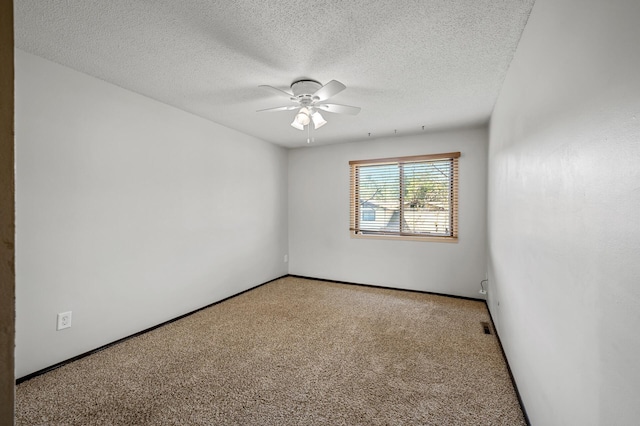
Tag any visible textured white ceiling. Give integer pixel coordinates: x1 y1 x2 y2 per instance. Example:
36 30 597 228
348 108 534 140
14 0 535 148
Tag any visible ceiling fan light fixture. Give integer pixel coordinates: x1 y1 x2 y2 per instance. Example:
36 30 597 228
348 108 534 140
295 107 311 126
290 118 304 130
311 111 327 129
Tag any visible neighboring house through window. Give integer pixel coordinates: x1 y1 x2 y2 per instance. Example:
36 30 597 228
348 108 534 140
360 201 376 221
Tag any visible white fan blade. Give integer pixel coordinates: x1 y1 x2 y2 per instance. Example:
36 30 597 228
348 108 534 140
312 80 346 101
257 105 299 112
259 85 295 100
316 103 361 115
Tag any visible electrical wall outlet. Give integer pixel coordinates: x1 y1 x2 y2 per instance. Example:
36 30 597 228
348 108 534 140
284 254 288 263
57 311 72 330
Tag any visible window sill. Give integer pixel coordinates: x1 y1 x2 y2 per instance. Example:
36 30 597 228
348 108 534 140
350 233 458 243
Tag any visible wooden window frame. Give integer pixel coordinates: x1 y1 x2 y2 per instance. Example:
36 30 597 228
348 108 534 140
349 152 459 242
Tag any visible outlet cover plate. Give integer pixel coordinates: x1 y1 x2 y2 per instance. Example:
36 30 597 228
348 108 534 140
57 311 72 330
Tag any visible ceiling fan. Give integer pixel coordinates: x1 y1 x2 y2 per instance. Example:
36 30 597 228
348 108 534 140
257 79 361 132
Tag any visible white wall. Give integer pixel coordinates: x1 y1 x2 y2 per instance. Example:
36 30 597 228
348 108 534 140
488 0 640 424
289 127 487 298
15 50 288 378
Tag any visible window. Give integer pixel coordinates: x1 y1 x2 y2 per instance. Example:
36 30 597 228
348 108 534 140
349 152 459 241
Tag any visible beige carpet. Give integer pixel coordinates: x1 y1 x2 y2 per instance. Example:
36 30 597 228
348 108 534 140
16 277 526 425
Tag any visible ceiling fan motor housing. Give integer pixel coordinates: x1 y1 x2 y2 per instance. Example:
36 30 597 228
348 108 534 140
290 80 322 104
